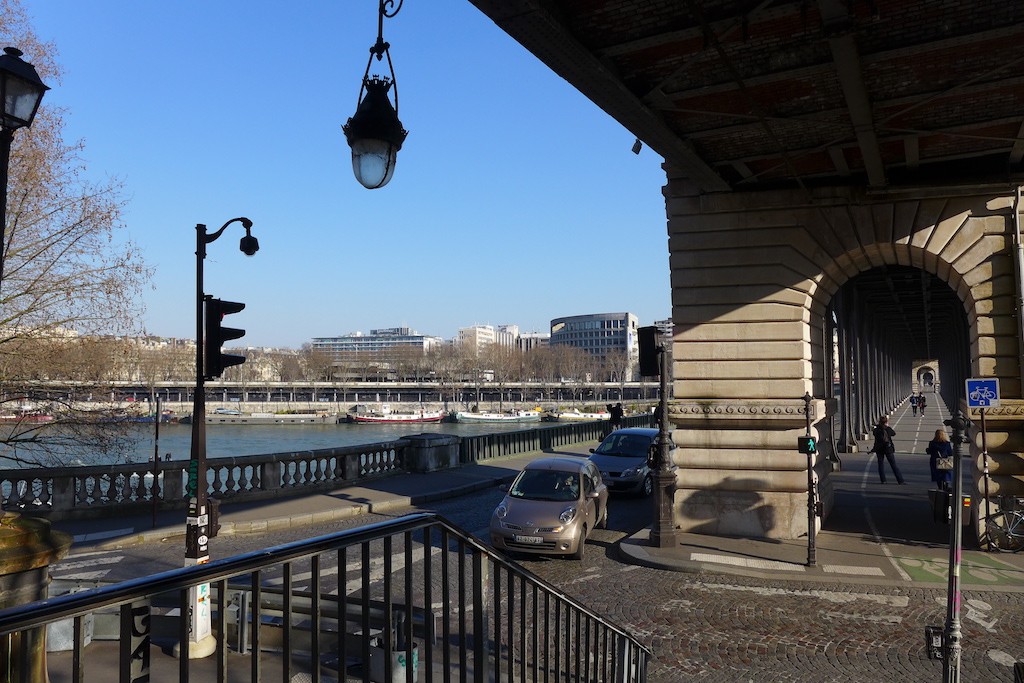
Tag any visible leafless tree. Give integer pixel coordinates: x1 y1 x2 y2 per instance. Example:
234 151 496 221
0 4 152 466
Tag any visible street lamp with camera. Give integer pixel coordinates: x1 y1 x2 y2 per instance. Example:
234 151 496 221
182 217 257 657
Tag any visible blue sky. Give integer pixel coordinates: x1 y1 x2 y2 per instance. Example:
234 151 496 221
23 0 670 348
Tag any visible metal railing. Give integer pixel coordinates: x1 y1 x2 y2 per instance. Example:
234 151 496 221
0 513 650 682
1 416 654 522
460 414 654 464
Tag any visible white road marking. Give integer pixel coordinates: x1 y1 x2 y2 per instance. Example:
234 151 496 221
55 555 125 571
695 582 910 607
822 564 885 576
690 553 805 572
54 569 111 580
861 413 913 581
262 544 443 595
72 528 133 543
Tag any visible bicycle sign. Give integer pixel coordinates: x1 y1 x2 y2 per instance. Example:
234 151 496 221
966 378 1000 408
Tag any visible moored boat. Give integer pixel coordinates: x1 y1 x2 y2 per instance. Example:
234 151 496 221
0 412 53 423
348 403 445 424
454 409 543 424
204 412 336 425
555 409 611 422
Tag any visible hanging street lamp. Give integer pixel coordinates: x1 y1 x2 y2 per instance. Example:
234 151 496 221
0 46 50 290
343 0 408 189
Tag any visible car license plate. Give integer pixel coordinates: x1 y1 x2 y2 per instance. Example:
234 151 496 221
513 534 543 544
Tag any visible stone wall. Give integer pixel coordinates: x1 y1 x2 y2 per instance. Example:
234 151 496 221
664 174 1022 540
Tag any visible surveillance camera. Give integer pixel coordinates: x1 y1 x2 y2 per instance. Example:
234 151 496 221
239 234 260 256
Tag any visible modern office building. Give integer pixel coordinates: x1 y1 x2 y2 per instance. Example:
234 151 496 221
518 331 550 352
310 328 443 358
549 312 640 359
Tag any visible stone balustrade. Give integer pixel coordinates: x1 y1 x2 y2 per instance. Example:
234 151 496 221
0 415 654 521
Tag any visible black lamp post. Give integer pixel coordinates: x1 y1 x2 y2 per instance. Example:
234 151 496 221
0 47 49 291
940 410 969 682
649 337 678 548
343 0 408 189
183 217 257 654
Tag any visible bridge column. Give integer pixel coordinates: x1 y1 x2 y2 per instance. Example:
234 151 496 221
669 397 835 539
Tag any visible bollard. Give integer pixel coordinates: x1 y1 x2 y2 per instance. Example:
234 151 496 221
0 512 72 681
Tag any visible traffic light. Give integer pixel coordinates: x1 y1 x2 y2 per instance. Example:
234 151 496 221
204 297 246 379
638 326 660 377
797 436 817 454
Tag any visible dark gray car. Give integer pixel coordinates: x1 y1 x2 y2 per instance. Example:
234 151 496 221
588 427 666 497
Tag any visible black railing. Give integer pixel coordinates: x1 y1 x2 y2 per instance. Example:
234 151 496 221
0 513 650 682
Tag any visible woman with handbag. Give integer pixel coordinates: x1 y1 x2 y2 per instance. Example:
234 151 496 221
927 428 954 491
871 416 906 484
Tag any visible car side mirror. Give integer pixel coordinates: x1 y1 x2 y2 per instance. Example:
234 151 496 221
587 490 600 499
589 448 596 453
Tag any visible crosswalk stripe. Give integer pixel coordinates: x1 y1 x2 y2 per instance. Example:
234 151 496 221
690 552 805 572
55 555 124 571
823 564 885 576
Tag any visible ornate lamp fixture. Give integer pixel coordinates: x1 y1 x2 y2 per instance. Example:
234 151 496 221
0 47 49 131
343 0 408 189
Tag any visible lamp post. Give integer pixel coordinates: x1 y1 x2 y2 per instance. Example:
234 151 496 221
649 336 677 547
940 410 969 682
183 217 257 657
802 392 817 567
343 0 408 189
0 47 49 291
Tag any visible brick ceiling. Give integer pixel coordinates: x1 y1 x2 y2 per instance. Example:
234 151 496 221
469 1 1024 194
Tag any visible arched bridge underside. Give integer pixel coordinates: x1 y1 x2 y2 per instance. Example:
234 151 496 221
471 1 1024 539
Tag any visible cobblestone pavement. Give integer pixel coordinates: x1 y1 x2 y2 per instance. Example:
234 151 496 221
519 533 1024 682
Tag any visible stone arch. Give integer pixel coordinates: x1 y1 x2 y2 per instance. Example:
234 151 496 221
915 364 938 391
665 183 1021 540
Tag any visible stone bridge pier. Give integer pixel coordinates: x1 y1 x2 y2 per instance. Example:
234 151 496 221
664 180 1024 541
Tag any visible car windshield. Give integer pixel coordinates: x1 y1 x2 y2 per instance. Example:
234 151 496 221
509 470 580 501
594 434 650 458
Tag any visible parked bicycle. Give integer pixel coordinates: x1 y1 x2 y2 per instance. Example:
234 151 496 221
985 495 1024 552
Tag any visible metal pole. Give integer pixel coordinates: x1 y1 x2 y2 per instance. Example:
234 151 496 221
0 127 12 291
943 409 966 682
649 339 677 547
185 223 213 650
151 397 160 529
980 408 991 545
803 392 817 567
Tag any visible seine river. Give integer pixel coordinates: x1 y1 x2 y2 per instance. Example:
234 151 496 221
121 420 549 464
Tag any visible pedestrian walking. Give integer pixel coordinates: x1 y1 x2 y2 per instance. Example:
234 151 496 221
910 394 919 416
926 428 953 491
609 402 624 429
918 393 927 416
871 416 906 484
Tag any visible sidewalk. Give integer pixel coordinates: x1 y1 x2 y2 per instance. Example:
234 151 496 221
53 417 1024 593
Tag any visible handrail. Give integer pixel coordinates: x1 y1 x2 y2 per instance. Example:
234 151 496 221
0 513 651 681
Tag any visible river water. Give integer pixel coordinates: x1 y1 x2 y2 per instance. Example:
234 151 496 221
124 420 551 463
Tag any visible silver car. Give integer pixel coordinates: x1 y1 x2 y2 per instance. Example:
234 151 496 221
489 457 608 560
588 427 667 497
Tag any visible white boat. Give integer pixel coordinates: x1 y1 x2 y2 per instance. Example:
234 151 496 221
348 404 445 424
454 409 543 424
556 409 611 422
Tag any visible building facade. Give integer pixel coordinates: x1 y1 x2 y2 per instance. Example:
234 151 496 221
550 312 639 360
311 328 443 357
